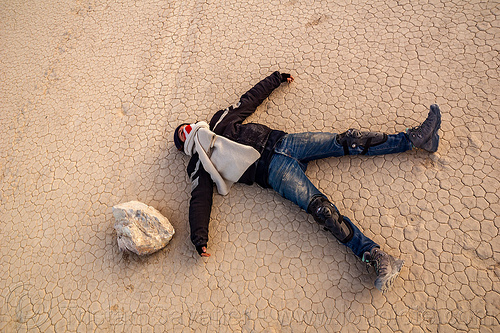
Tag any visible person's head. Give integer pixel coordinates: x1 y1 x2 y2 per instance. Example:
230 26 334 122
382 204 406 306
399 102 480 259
174 123 189 151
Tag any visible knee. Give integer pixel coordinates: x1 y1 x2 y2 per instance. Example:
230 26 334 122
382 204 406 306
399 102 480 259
307 196 354 243
336 129 388 155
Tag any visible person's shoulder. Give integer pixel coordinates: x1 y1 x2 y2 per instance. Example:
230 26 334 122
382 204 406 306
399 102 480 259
209 109 226 128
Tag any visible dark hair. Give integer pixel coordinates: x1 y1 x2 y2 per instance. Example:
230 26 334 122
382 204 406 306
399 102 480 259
174 123 189 151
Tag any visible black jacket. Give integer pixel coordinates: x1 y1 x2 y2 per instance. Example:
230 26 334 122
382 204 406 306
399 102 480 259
186 71 288 254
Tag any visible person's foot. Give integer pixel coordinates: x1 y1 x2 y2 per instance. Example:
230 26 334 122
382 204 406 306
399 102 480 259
362 247 404 293
407 104 441 152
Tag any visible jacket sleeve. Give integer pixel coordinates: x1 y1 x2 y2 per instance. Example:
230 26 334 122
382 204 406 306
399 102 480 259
187 154 214 254
217 71 285 126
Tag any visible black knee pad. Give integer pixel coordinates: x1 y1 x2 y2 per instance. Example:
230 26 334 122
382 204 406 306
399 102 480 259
336 129 388 155
307 196 354 243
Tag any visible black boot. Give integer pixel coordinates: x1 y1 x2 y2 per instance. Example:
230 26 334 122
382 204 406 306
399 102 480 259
307 196 353 243
406 104 441 152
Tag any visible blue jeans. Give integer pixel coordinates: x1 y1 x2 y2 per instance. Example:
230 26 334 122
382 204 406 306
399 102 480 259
267 131 412 258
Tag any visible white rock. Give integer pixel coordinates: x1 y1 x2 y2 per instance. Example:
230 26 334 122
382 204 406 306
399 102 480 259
112 201 175 255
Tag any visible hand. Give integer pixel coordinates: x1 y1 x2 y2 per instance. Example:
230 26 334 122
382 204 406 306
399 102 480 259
281 73 294 83
200 246 211 257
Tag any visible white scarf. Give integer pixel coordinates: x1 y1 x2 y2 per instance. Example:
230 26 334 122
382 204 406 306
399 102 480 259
183 121 261 195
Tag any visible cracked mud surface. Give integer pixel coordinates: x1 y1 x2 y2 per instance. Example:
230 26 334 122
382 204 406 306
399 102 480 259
1 0 499 331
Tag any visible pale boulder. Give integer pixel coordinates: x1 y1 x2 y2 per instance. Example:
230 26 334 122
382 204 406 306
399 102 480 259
112 201 175 255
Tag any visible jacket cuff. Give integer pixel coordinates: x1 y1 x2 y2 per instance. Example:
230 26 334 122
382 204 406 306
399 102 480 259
196 245 207 256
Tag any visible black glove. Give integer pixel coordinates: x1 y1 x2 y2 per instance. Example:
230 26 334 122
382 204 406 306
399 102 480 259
281 73 292 82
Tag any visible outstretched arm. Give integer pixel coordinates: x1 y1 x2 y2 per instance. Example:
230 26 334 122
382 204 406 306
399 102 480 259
187 154 214 257
210 71 294 130
237 71 294 119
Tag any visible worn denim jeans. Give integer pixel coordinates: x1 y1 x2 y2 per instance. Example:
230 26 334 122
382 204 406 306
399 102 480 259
267 131 412 258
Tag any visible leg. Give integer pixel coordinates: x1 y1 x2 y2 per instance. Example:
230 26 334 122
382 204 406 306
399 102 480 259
276 104 440 162
306 195 379 258
274 131 412 164
335 130 412 156
336 103 442 156
304 189 405 292
338 104 442 155
267 153 378 258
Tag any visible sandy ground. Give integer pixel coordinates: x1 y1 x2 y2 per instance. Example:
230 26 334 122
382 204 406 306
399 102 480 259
1 0 499 331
